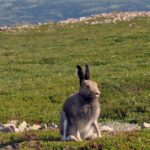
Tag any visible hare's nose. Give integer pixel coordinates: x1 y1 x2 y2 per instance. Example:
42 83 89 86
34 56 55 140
95 92 100 96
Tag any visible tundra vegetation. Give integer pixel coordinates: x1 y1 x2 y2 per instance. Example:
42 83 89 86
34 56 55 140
0 17 150 149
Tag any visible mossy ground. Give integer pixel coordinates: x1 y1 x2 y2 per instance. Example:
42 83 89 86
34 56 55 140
0 17 150 149
0 130 150 149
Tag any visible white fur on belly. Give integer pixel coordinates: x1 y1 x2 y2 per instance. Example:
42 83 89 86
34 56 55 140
78 122 94 139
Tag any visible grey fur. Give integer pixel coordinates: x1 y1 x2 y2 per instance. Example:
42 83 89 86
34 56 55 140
60 65 101 141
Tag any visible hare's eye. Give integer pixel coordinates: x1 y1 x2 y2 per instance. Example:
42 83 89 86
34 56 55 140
86 85 90 89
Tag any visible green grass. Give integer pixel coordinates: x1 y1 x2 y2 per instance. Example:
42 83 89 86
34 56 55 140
0 130 150 149
0 17 150 149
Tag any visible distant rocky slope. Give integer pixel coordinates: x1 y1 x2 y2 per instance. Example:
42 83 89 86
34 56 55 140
59 11 150 24
0 0 150 26
0 11 150 32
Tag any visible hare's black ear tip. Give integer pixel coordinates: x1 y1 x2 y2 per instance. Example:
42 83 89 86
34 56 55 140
76 65 81 69
85 64 89 68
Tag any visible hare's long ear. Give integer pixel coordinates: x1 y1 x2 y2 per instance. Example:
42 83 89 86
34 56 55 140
84 64 90 80
77 65 84 85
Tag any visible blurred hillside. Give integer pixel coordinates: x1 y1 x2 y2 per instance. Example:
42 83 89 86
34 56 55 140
0 0 150 26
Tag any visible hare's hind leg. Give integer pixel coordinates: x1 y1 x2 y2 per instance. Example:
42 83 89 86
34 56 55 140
61 119 68 141
67 125 82 141
60 110 82 141
60 110 68 141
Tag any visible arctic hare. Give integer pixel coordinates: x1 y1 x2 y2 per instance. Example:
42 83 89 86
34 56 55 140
60 64 101 141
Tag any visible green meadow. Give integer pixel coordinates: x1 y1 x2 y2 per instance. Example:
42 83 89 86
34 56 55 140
0 17 150 149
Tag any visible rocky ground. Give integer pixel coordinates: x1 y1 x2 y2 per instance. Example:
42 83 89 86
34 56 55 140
0 121 57 133
0 121 149 149
0 120 150 134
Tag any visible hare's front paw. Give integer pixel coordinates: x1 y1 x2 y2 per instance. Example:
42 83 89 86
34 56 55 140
66 135 83 141
98 132 102 138
77 137 83 142
66 135 78 141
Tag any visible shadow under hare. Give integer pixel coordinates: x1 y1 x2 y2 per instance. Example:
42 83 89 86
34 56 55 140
60 64 101 141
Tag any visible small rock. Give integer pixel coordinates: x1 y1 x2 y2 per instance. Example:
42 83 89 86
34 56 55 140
29 124 41 130
51 123 55 126
79 17 87 21
9 125 16 132
7 120 18 126
0 123 3 127
3 145 13 150
4 123 15 127
0 125 15 132
0 123 4 130
48 123 58 128
40 123 47 130
52 123 58 128
99 122 140 133
142 122 150 128
12 143 19 149
99 125 114 132
3 124 16 132
0 127 10 132
54 124 58 128
18 121 28 132
47 123 52 127
14 128 20 132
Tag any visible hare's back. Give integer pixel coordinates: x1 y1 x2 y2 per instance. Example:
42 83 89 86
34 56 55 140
63 93 80 116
